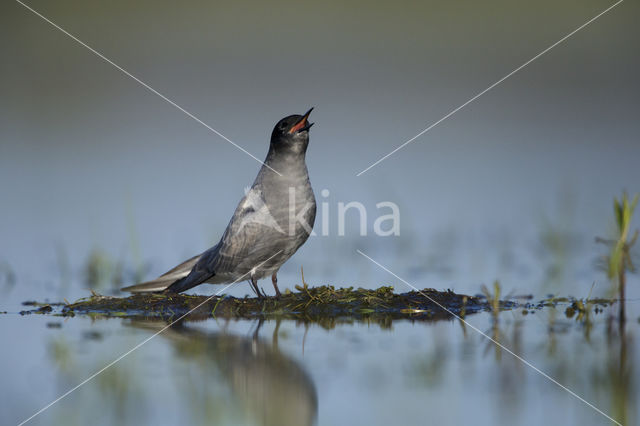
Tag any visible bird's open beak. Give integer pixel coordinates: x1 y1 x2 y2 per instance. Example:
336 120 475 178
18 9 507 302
289 107 314 133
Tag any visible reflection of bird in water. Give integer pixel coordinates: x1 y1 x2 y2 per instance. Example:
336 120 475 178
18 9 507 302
128 320 317 426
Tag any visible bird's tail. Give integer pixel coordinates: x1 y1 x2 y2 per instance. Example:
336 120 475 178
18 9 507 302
120 277 177 293
121 254 201 293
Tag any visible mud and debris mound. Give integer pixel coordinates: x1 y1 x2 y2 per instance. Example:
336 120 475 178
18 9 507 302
19 285 519 326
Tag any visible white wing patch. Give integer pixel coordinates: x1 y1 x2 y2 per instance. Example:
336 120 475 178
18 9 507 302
238 187 284 233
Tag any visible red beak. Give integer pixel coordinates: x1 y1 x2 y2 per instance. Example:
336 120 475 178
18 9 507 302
289 108 314 133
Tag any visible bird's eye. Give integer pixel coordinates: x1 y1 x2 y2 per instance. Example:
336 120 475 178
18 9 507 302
280 122 288 130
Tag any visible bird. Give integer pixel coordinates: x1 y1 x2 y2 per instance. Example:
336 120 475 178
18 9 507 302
121 108 316 298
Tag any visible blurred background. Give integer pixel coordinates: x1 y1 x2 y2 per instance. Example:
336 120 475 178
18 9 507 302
2 0 640 425
1 0 639 299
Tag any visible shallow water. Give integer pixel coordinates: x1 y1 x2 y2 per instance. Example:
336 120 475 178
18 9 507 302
1 296 639 425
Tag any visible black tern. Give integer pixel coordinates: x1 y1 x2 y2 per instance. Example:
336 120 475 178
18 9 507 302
122 109 316 297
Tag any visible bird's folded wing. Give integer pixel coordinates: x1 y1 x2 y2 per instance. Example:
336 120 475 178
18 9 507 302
121 254 201 293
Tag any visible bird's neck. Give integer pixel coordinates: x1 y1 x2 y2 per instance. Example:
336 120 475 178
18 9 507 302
260 147 309 183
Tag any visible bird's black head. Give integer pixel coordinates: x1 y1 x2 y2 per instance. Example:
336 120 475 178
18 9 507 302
270 108 314 154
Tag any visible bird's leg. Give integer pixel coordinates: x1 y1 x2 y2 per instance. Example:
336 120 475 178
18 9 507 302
271 272 282 298
250 276 264 299
248 278 261 299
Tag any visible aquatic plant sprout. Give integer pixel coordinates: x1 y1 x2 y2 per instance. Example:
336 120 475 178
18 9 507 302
597 192 639 324
609 192 638 282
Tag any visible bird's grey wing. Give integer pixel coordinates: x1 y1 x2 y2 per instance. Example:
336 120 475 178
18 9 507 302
166 218 282 293
168 187 290 292
121 254 201 293
166 248 218 293
158 254 201 278
209 188 290 273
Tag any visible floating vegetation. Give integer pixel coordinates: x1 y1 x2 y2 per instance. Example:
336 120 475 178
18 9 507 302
19 301 65 316
17 285 520 327
562 285 600 340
